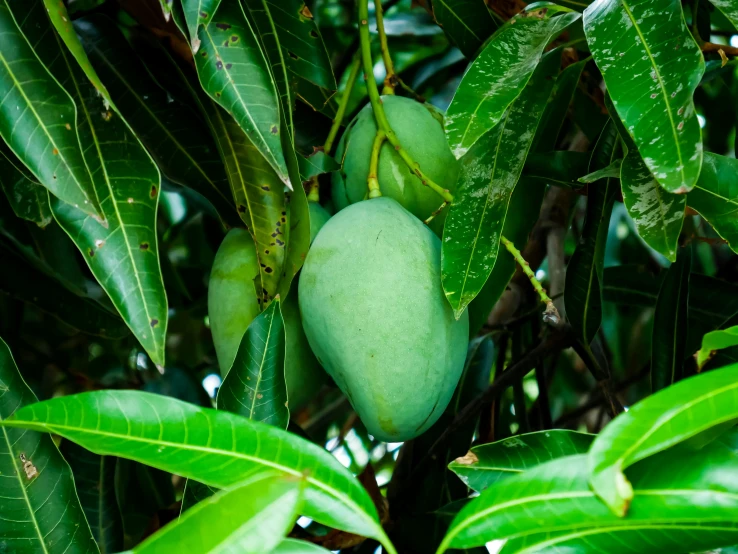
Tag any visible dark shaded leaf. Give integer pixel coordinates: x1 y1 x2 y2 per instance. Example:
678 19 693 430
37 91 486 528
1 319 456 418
298 151 340 182
522 150 589 189
0 143 51 227
181 0 223 52
432 0 497 58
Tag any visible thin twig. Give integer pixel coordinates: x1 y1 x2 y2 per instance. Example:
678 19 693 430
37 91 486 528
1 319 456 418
423 200 448 225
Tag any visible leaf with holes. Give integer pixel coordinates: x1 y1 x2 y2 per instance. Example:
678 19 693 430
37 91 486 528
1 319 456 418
136 474 304 553
442 49 560 317
0 0 100 217
218 299 288 427
0 142 51 227
181 0 223 52
0 338 98 554
448 430 594 493
583 0 705 193
444 4 580 158
193 0 287 183
0 390 394 551
432 0 498 58
688 153 738 254
588 362 738 515
74 15 239 228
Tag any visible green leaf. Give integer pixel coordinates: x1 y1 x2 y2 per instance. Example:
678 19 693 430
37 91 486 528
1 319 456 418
651 246 691 391
0 338 98 554
0 0 100 217
0 143 51 227
442 49 561 317
431 0 498 58
271 539 332 553
578 158 622 183
583 0 705 193
61 441 123 553
74 16 239 227
180 480 219 513
697 327 738 369
588 362 738 515
193 0 288 183
709 0 738 28
0 239 129 339
564 120 620 347
688 152 738 254
444 5 580 158
218 299 288 427
448 430 594 492
298 151 340 182
439 440 738 553
0 390 393 550
181 0 223 52
136 474 304 553
49 35 168 366
522 150 589 189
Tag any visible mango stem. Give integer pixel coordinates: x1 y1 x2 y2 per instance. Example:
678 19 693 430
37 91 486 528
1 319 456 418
500 235 561 327
358 0 454 205
424 200 449 225
367 130 386 198
375 0 396 95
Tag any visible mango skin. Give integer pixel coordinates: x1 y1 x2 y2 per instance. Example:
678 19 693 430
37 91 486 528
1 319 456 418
298 197 469 441
331 95 460 236
208 229 326 411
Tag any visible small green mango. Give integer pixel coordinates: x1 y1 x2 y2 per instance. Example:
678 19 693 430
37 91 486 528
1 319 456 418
299 197 469 441
208 228 326 411
331 95 460 235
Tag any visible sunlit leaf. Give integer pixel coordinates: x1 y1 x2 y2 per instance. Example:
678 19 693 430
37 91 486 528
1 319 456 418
588 362 738 515
584 0 704 193
448 430 594 492
444 4 580 158
432 0 497 58
271 539 332 553
0 338 98 554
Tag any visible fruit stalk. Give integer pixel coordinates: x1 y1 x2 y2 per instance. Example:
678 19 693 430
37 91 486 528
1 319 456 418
367 130 386 198
358 0 454 204
499 235 561 327
375 0 396 94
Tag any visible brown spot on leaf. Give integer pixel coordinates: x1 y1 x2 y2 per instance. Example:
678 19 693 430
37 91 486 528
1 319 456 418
201 50 208 57
19 454 38 480
150 185 157 198
88 248 95 257
261 185 270 191
270 125 278 134
454 451 479 465
215 22 232 30
199 10 207 18
309 30 319 39
140 242 150 251
288 51 298 60
276 239 284 246
238 205 246 213
264 267 273 273
65 123 72 130
225 63 233 70
230 35 239 43
52 148 59 155
215 91 222 98
216 60 223 70
300 4 313 18
150 319 159 328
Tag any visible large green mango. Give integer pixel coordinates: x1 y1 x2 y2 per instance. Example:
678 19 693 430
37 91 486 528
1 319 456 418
331 95 460 236
208 228 326 411
298 197 469 441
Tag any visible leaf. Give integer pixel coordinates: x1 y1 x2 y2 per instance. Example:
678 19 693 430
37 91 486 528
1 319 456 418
49 34 168 366
61 441 123 553
136 474 304 553
74 16 239 227
181 0 223 52
448 430 594 492
271 539 332 553
687 152 738 254
578 158 622 183
588 362 738 515
651 246 691 391
698 326 738 369
522 150 589 189
193 0 288 183
0 338 98 554
0 143 52 227
278 162 310 299
0 0 100 217
218 299 288 427
438 440 738 554
0 390 393 549
583 0 705 193
431 0 498 58
444 4 580 158
709 0 738 29
442 49 561 317
298 151 340 182
180 480 219 513
0 239 129 339
564 120 620 347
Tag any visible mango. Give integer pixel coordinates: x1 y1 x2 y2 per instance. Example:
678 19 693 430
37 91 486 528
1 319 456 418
298 197 469 441
331 95 460 235
208 228 326 411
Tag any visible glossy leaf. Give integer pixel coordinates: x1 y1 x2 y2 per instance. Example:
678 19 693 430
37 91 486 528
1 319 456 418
0 338 98 554
583 0 705 193
651 246 691 391
136 474 304 554
448 430 594 492
75 16 238 227
688 153 738 254
218 299 288 427
61 441 123 553
439 441 738 553
565 120 619 347
0 143 51 227
0 390 392 549
588 362 738 515
271 539 332 554
442 50 560 317
0 0 99 216
181 0 223 52
193 0 288 183
444 4 580 158
49 38 168 366
698 326 738 369
709 0 738 29
432 0 497 58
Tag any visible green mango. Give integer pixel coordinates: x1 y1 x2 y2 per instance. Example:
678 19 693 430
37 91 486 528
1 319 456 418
299 197 469 441
208 229 326 411
331 95 460 236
